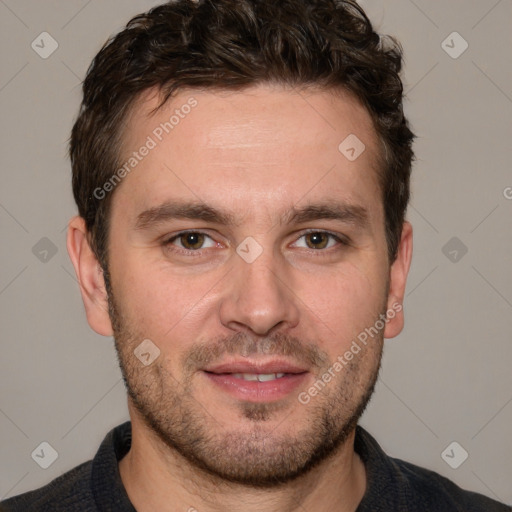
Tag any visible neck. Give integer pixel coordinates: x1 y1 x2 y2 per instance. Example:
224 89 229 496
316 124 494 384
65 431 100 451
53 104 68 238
119 409 366 512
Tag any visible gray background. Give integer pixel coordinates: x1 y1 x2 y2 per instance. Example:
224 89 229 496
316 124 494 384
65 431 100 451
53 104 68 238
1 0 511 505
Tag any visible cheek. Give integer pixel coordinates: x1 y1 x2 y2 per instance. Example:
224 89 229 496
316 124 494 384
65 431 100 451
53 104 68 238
112 257 221 343
296 261 387 350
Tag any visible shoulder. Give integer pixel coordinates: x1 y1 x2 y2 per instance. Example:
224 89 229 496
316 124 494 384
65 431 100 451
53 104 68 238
0 461 96 512
355 426 510 512
391 456 510 511
0 422 133 512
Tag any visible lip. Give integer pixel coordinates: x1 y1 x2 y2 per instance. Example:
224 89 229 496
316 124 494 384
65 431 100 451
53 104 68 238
203 359 308 375
202 359 310 403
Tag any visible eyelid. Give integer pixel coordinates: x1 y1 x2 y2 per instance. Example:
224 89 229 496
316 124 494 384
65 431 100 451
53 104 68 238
163 229 219 251
163 228 349 254
290 229 350 250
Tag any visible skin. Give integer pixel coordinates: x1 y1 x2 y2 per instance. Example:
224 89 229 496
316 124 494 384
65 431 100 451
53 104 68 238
67 84 413 512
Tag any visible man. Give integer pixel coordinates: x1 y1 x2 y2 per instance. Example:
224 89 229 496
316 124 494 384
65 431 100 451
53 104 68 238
1 0 509 511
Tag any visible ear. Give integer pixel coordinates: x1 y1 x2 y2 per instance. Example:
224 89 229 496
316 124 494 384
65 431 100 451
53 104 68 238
66 216 114 336
383 221 413 339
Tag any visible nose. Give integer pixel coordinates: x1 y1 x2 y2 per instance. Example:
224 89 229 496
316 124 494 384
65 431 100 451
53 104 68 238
219 247 300 336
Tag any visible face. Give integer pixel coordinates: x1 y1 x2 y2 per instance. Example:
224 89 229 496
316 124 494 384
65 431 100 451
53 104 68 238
89 84 410 486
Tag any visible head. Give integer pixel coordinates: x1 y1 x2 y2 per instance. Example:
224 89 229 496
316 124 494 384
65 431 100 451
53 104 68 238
67 0 414 488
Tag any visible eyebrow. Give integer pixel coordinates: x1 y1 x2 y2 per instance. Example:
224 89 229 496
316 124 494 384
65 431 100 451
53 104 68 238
134 200 369 231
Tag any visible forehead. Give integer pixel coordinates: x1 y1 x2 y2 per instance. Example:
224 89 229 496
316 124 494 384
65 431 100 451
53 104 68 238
115 84 383 224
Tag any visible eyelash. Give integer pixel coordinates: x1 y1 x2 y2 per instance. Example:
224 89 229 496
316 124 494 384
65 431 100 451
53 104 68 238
163 229 349 256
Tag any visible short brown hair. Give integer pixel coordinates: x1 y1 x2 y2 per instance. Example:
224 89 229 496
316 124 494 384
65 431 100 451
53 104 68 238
70 0 415 270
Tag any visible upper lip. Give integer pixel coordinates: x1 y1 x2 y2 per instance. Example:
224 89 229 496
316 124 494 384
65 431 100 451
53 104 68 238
203 359 309 374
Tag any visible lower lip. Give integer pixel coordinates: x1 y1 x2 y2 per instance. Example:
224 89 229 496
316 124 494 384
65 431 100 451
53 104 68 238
203 372 309 402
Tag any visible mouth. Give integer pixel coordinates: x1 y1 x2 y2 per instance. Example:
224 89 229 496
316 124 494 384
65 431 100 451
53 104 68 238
228 372 287 382
202 359 310 402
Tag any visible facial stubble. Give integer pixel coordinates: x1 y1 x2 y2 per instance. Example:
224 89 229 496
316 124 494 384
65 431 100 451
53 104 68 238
105 271 384 488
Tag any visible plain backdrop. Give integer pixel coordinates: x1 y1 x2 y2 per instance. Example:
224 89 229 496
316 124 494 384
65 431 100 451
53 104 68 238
0 0 511 505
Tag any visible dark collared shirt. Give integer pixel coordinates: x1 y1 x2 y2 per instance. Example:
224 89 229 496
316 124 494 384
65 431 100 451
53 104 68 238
1 422 509 511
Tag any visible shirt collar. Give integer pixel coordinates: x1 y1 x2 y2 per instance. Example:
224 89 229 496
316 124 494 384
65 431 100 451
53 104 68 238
91 421 136 511
90 421 415 511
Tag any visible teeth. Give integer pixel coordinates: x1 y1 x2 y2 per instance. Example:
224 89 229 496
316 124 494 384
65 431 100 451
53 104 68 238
257 373 285 382
233 373 258 381
231 373 286 382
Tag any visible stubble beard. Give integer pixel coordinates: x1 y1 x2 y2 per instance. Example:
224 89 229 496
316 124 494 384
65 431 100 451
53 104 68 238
105 273 384 488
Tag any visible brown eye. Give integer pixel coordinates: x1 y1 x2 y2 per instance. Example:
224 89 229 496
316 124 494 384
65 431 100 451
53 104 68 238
178 232 205 250
305 232 330 249
163 231 219 255
292 231 347 252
